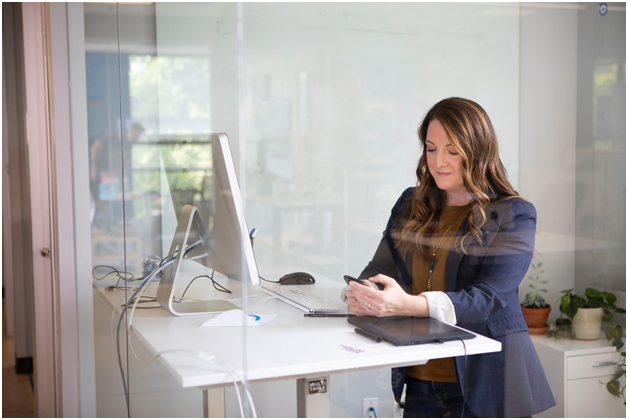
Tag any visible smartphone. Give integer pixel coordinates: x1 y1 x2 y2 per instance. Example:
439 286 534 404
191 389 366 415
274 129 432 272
344 275 365 285
344 275 379 289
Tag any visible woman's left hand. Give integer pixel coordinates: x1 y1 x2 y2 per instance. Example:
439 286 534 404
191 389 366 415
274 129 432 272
345 274 427 317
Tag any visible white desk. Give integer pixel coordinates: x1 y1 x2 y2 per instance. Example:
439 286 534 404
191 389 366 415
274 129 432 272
102 272 501 417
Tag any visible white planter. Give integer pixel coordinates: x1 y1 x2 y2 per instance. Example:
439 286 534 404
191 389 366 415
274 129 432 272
571 307 603 340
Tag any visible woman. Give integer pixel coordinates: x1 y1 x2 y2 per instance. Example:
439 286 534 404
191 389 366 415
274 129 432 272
344 98 555 417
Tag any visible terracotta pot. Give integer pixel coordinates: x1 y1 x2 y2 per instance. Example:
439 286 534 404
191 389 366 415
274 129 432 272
572 307 602 340
522 306 551 334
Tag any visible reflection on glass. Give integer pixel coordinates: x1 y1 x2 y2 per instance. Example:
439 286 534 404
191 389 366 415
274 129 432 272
588 54 625 289
239 2 520 282
77 2 628 418
129 54 211 135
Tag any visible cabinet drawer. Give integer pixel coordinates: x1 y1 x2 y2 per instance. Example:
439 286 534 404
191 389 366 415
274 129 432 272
566 376 627 418
567 351 620 380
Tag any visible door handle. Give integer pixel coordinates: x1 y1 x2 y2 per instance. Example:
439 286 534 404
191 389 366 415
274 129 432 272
593 361 617 368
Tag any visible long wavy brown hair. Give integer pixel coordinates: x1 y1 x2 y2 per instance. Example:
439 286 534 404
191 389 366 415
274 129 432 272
397 97 519 259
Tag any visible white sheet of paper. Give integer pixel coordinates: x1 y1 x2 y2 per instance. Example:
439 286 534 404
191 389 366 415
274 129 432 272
201 309 277 327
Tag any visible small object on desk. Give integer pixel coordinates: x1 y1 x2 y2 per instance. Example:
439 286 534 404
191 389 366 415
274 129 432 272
142 254 163 279
279 271 316 285
201 309 277 327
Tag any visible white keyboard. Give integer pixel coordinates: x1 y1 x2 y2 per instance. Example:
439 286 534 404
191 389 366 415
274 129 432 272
261 283 352 316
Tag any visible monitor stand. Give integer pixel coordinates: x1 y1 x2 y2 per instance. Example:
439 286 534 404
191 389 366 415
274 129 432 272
156 205 239 316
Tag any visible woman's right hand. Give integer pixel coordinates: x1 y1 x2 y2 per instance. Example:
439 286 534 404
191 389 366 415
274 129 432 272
345 274 428 317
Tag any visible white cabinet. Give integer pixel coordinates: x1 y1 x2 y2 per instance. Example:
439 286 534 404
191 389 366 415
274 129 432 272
531 334 625 418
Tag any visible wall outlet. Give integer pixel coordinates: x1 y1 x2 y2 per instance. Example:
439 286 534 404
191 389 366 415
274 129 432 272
362 397 379 418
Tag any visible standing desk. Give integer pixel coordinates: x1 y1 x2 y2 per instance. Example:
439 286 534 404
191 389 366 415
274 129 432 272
105 272 501 417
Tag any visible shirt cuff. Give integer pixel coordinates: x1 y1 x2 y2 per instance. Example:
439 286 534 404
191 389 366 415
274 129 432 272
419 291 457 325
340 285 349 303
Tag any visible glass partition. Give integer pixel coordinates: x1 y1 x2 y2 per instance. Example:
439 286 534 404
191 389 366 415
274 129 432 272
237 1 521 280
73 2 624 417
84 2 210 416
238 4 519 416
575 3 626 298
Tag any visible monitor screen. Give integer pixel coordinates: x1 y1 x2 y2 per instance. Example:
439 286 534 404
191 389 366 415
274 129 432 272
156 133 260 316
210 133 260 286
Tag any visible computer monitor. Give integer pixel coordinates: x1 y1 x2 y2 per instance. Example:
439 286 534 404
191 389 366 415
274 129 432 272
156 133 260 316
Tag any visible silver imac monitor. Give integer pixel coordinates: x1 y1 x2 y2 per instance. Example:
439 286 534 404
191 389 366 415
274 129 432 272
156 133 260 316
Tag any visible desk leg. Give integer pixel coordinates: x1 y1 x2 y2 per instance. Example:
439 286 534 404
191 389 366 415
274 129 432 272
296 376 330 418
202 388 225 418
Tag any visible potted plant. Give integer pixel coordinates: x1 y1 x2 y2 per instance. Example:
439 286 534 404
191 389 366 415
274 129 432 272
550 288 625 340
549 287 626 404
521 262 551 334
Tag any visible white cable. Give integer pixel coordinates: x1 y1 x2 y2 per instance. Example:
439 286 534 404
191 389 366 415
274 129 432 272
199 352 257 418
128 259 174 330
110 292 128 353
112 255 174 414
187 237 204 248
126 249 199 331
106 241 200 414
110 263 162 352
126 258 181 368
214 359 245 418
125 347 258 418
112 239 258 418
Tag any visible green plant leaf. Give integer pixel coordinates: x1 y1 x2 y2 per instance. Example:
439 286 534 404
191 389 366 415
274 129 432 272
560 294 571 309
573 295 587 308
563 297 582 319
605 292 617 305
605 325 625 351
585 287 601 298
606 380 622 398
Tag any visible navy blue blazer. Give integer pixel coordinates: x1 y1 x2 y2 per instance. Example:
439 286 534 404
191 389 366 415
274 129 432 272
359 187 556 417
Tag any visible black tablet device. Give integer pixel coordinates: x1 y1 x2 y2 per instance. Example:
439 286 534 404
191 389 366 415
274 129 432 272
348 316 475 346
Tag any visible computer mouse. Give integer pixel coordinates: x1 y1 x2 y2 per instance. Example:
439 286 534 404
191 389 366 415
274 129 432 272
279 272 316 285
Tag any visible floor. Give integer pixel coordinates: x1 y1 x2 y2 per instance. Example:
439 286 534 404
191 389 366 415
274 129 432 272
3 300 36 418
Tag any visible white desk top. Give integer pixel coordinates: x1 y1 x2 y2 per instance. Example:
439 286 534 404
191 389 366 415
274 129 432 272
100 271 501 390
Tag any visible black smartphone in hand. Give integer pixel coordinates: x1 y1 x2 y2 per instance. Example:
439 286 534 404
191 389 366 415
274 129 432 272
344 275 379 289
344 275 364 285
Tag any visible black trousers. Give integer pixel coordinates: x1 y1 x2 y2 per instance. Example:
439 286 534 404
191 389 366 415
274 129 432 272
402 377 476 418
